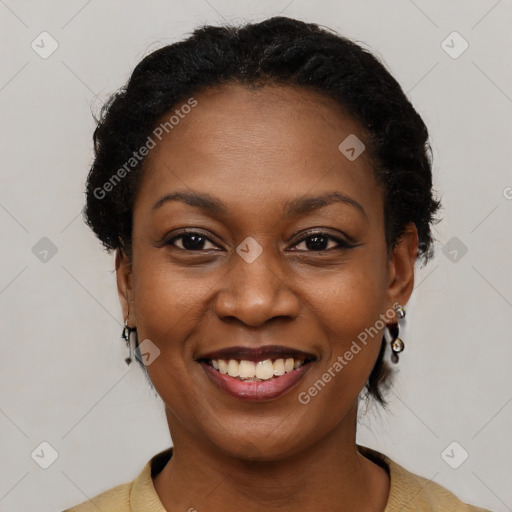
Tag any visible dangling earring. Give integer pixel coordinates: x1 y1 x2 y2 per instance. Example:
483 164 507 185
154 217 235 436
385 303 406 364
121 319 137 366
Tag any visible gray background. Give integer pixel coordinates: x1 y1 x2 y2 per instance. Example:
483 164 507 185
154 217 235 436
1 1 511 511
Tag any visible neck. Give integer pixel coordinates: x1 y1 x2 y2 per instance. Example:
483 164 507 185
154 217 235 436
153 403 389 512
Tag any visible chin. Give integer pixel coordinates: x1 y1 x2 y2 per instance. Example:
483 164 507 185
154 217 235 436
202 417 314 462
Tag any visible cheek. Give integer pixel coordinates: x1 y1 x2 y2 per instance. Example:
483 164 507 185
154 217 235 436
132 255 214 340
130 261 208 419
308 249 388 342
301 256 388 395
128 259 207 398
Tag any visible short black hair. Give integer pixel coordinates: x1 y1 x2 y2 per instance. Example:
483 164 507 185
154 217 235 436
83 16 442 407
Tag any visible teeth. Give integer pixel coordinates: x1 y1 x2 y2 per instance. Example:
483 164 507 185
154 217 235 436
239 360 256 378
273 358 285 376
284 358 294 372
227 359 239 377
209 357 307 380
218 359 228 374
255 359 274 380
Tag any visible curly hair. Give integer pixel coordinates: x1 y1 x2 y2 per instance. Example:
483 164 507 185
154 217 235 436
83 16 442 407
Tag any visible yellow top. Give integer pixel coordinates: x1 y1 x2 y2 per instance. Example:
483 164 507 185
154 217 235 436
64 445 492 512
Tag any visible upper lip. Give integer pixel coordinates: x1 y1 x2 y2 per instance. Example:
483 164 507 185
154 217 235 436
197 344 316 362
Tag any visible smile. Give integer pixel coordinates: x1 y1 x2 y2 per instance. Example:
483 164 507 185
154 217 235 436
196 345 316 402
196 345 317 401
207 357 307 381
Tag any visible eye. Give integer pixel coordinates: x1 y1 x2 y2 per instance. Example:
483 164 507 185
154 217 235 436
165 231 221 251
289 231 354 252
163 230 355 253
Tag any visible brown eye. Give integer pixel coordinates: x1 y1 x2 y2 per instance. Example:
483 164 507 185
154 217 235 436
290 232 354 252
166 232 220 251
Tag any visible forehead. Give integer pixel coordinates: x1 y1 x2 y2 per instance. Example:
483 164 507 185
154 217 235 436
135 83 382 222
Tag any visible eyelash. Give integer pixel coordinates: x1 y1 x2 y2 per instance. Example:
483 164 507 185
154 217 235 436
164 230 354 253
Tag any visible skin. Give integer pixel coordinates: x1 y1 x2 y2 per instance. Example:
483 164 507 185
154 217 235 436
116 83 418 511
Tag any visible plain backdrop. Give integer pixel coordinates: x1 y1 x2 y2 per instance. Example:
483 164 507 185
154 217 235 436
1 1 511 511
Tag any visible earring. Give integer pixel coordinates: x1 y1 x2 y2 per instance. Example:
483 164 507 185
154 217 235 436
121 320 137 366
385 303 406 364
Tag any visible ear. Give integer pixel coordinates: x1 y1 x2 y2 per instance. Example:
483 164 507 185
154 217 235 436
386 222 419 310
115 248 135 326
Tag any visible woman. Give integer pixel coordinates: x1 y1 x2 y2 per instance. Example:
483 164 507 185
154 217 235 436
65 16 491 512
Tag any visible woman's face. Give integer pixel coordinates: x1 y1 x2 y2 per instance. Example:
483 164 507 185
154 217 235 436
116 84 417 460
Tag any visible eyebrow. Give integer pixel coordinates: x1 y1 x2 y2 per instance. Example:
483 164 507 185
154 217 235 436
152 190 367 220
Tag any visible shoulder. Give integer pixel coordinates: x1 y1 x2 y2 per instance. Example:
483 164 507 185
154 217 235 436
357 444 493 512
62 447 172 512
62 481 132 512
389 462 492 512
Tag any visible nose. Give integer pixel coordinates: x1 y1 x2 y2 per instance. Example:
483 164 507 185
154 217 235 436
214 246 300 327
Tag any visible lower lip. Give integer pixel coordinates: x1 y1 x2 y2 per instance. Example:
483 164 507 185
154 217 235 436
199 361 313 402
